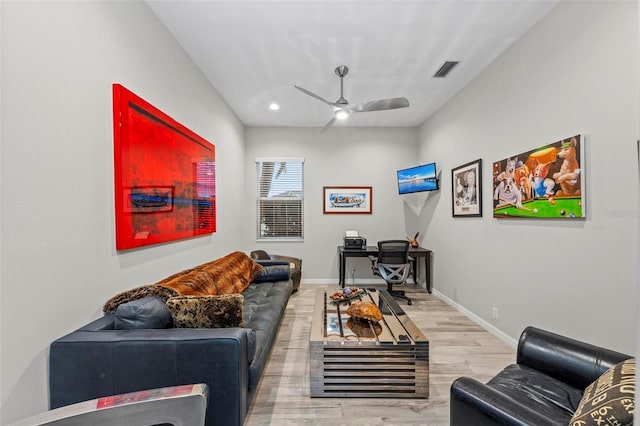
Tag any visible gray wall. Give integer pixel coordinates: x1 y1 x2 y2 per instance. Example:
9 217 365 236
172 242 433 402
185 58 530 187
1 2 245 423
417 0 638 353
245 126 420 282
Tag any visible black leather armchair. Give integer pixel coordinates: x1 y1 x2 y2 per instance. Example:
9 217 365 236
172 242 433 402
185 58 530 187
450 326 632 426
250 250 301 292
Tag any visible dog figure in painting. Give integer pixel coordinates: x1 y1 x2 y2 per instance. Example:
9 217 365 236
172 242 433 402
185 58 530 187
515 162 532 200
494 176 523 208
552 137 581 196
530 160 556 197
496 156 517 183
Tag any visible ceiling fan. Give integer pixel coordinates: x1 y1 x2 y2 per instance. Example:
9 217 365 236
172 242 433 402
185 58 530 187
294 65 410 131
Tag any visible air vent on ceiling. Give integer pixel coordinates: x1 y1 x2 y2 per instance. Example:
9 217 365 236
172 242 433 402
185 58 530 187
433 61 459 78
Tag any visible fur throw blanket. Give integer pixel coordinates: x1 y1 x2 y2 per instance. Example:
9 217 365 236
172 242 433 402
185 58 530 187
103 251 263 313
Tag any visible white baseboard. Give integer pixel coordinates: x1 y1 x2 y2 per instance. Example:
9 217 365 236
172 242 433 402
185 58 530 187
433 289 518 350
301 279 337 285
300 278 387 286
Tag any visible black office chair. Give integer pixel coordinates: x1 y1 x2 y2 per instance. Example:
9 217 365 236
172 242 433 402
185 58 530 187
369 240 413 305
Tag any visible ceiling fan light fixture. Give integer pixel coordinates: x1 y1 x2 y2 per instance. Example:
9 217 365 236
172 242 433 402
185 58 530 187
295 65 409 131
335 109 349 120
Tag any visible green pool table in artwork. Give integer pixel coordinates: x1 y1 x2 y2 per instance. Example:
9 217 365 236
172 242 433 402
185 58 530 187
493 196 584 218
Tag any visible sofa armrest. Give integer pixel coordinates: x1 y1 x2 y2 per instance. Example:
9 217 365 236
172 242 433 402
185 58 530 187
50 326 252 426
450 377 560 426
268 254 301 268
264 255 301 291
517 326 632 390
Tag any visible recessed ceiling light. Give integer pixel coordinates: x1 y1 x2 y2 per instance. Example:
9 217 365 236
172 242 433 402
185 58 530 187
335 110 349 120
269 102 280 111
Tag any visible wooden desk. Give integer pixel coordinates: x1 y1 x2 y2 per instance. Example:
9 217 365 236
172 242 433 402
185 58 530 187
337 246 432 293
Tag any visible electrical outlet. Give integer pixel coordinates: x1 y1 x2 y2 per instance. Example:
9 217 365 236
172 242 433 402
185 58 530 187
492 307 499 320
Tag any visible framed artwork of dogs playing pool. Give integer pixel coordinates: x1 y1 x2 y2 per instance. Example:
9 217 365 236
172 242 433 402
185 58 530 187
492 135 585 219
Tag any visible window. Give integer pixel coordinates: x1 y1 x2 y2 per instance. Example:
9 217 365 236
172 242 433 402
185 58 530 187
256 158 304 240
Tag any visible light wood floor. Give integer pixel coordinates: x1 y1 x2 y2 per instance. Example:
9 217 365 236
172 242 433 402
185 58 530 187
245 284 515 425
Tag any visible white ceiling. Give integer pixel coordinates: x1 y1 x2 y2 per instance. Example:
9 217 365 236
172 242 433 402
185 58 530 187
147 0 560 129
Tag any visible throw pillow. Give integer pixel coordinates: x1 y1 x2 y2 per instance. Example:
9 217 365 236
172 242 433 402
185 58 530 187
114 296 173 330
166 294 244 328
253 263 291 283
569 358 635 426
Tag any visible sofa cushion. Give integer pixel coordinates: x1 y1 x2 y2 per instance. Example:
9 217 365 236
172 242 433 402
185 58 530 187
242 280 293 390
166 294 244 328
114 296 173 330
569 358 635 426
487 364 584 424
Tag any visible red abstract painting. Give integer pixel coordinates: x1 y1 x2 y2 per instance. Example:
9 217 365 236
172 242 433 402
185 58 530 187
113 84 216 250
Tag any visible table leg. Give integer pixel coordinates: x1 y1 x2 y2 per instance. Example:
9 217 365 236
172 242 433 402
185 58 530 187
425 253 431 293
411 258 418 284
338 253 345 287
411 254 431 294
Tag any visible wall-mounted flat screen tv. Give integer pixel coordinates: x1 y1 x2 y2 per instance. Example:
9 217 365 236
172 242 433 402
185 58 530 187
397 163 439 194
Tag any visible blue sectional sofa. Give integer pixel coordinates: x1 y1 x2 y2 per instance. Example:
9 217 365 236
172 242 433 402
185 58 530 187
49 261 293 426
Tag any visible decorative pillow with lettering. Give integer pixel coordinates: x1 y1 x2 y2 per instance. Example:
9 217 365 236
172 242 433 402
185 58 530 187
166 294 244 328
569 358 635 426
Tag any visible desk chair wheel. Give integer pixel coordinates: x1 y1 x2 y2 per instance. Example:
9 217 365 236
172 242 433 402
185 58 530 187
388 287 412 305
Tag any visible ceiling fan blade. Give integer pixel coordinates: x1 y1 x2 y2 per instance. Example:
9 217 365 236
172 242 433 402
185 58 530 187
320 117 336 133
298 67 409 130
294 85 336 107
347 97 410 113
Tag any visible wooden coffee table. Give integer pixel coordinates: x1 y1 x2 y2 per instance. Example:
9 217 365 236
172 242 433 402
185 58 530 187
309 288 429 398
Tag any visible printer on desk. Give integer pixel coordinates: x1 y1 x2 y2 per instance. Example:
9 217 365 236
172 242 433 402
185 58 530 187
344 230 366 250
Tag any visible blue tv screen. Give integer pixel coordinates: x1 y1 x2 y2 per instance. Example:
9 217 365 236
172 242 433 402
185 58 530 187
397 163 439 194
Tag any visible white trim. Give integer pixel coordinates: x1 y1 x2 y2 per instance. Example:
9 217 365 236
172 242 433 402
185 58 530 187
256 238 304 243
301 279 339 285
433 289 518 350
301 278 388 286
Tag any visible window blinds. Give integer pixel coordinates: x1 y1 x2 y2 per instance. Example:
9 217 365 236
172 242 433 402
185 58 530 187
255 158 304 240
